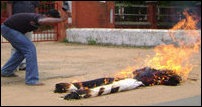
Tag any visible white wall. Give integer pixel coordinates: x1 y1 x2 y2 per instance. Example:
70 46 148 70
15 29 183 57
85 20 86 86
66 28 201 47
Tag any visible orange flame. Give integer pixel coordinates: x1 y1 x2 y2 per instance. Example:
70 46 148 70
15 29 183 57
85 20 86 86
114 8 201 81
146 8 201 81
145 44 196 80
114 66 136 80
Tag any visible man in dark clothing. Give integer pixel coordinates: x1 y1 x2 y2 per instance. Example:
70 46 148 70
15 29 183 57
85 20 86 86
62 1 71 17
7 1 40 71
7 1 40 16
1 9 68 86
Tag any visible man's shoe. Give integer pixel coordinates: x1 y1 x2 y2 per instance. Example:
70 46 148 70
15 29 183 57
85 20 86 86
19 67 26 71
26 82 45 86
19 63 26 71
1 74 18 77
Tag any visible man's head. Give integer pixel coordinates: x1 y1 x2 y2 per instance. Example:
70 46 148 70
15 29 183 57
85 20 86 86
45 9 61 18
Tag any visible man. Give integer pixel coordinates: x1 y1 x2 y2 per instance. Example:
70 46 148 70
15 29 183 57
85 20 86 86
1 9 68 86
7 1 40 71
62 1 71 17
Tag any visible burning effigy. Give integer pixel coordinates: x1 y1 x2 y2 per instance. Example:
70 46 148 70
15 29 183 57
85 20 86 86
54 67 182 100
54 8 201 100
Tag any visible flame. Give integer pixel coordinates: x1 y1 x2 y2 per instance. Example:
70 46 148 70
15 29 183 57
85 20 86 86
71 80 84 89
145 44 195 80
114 66 136 80
104 78 109 84
114 8 201 81
71 80 80 83
146 8 201 81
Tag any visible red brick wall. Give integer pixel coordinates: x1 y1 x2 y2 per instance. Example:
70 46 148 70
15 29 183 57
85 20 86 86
71 1 114 28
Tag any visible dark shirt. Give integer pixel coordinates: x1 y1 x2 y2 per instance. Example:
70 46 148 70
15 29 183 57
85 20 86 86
8 1 40 14
4 13 43 34
62 1 70 11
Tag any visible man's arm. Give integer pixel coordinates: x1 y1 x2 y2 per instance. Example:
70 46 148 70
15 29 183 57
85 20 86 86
38 14 68 25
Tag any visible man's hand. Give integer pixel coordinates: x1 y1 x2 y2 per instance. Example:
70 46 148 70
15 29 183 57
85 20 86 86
62 8 71 17
66 10 72 17
61 12 69 22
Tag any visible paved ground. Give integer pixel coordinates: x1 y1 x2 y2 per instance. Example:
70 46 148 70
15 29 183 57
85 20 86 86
151 95 201 106
1 42 201 106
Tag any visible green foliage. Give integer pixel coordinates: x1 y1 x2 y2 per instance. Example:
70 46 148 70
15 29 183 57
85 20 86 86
63 38 69 43
87 38 97 45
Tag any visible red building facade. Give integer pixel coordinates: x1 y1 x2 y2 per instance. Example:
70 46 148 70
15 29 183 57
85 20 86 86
70 1 115 28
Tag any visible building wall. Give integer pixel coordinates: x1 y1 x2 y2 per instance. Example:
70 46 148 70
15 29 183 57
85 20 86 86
71 1 114 28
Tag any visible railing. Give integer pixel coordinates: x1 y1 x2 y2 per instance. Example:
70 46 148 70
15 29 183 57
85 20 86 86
157 6 199 29
115 5 150 28
115 4 200 29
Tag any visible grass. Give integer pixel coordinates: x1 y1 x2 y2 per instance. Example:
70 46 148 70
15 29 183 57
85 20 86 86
62 40 154 49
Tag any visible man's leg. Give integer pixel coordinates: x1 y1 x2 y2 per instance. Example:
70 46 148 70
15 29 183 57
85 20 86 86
1 25 41 85
1 25 24 76
11 31 33 71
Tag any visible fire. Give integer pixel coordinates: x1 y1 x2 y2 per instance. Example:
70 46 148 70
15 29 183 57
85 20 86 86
114 66 136 80
114 8 201 81
71 80 80 83
104 78 113 84
147 8 201 81
145 44 195 80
